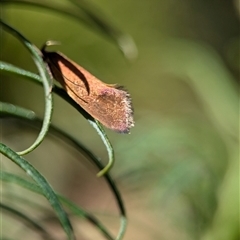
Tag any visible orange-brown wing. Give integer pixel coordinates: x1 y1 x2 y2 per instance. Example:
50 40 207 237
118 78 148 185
43 51 134 133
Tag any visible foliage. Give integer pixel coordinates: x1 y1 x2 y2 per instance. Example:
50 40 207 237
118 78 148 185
0 1 239 240
0 0 136 239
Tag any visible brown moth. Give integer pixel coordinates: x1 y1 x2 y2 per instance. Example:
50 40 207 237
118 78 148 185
41 43 134 133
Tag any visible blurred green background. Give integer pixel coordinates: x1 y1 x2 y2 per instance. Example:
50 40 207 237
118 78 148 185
0 0 239 240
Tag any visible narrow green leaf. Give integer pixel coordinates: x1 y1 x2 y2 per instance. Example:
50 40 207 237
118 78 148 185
1 171 114 240
0 203 54 240
68 0 138 59
0 144 75 240
0 20 53 156
0 0 137 59
89 120 115 177
1 103 127 239
0 61 42 84
0 101 36 119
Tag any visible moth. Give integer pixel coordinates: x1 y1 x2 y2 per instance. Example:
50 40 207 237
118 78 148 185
41 42 134 133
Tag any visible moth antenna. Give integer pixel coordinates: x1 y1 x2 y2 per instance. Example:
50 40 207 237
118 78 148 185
41 40 61 52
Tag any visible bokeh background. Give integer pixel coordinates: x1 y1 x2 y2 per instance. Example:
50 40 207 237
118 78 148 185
0 0 239 240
